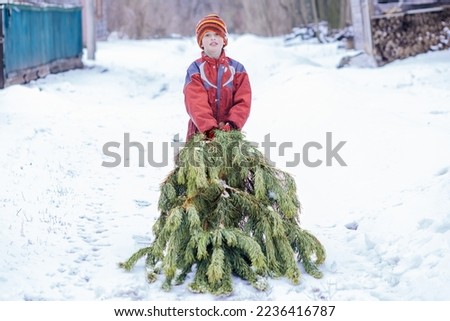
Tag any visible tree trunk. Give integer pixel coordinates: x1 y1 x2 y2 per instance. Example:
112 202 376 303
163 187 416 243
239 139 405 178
311 0 319 26
298 0 310 25
340 0 349 28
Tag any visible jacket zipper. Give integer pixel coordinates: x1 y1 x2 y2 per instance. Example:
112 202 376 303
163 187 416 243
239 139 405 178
216 63 224 120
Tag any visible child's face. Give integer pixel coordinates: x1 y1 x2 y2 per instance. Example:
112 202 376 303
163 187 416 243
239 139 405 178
201 31 224 59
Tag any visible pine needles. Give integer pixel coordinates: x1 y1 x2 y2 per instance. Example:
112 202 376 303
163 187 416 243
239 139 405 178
120 130 326 295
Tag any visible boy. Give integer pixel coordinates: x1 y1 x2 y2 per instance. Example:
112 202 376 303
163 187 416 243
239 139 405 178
183 14 252 141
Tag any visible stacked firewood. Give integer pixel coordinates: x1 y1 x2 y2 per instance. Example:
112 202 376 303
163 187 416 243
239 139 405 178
371 8 450 65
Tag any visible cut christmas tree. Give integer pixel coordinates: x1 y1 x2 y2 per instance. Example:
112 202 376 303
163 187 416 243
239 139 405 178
120 130 325 295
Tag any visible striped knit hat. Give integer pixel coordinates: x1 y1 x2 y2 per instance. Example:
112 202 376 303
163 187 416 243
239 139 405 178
195 14 228 48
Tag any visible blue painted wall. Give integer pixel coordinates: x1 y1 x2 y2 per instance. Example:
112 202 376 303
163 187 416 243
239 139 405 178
1 4 82 76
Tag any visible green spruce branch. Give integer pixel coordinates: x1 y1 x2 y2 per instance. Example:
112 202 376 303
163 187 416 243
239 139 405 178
120 130 326 295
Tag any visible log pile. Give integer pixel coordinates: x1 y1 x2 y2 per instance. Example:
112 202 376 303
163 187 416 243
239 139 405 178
371 8 450 65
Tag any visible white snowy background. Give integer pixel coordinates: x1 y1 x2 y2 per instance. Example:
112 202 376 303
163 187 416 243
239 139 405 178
1 35 449 301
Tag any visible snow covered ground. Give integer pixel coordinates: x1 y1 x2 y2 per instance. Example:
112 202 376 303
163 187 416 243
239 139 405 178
1 35 449 301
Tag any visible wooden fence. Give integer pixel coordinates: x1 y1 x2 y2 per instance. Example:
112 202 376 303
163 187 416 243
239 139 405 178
0 3 83 88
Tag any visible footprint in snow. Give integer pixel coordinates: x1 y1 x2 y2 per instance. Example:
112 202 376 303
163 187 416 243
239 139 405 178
134 200 151 208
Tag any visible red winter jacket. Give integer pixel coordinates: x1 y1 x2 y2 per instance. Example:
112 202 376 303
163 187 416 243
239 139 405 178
183 51 251 141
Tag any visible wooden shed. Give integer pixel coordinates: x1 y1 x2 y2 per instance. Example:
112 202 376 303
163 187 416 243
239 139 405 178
351 0 450 65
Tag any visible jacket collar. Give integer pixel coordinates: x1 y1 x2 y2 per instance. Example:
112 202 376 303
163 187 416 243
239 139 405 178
202 50 227 65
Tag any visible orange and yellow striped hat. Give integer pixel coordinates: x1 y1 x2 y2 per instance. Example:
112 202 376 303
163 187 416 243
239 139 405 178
195 14 228 48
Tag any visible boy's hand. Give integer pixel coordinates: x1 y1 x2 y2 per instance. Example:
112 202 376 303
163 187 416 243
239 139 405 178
205 128 216 139
219 122 232 132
